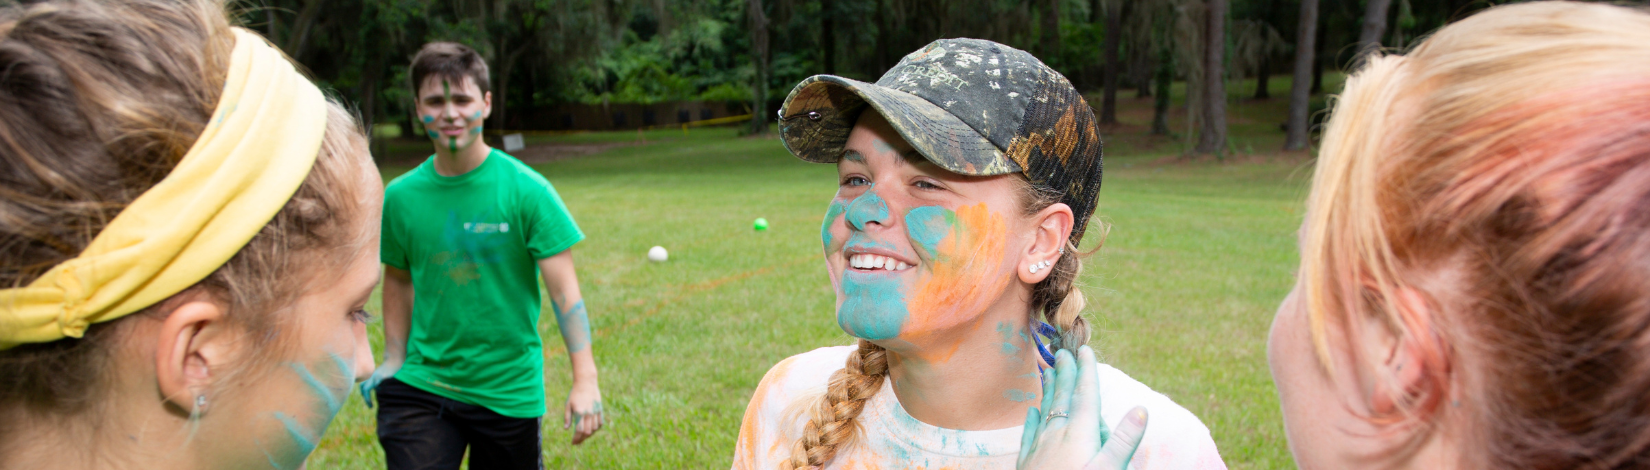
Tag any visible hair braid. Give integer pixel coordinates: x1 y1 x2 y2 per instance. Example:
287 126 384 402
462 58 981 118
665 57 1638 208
780 340 888 470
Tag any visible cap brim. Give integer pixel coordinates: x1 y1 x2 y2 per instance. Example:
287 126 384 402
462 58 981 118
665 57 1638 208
778 75 1021 176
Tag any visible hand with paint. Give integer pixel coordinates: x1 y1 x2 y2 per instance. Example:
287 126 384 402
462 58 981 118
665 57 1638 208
564 379 603 444
1018 346 1148 470
358 356 401 408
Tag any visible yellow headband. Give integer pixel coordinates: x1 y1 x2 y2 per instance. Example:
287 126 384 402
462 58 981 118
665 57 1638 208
0 28 327 349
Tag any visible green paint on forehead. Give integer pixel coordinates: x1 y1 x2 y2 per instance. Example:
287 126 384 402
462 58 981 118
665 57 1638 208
442 79 451 100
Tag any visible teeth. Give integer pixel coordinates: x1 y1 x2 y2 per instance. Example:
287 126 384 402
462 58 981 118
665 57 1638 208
849 254 913 271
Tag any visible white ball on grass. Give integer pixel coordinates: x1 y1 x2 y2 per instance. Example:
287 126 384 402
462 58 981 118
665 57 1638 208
647 246 668 262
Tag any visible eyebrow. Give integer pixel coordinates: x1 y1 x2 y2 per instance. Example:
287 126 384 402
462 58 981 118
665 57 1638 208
898 150 925 166
841 150 866 163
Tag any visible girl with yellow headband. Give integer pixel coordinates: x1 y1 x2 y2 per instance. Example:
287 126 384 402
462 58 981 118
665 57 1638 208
0 1 380 468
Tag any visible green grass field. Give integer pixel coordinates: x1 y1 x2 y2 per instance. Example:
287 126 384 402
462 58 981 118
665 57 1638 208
308 75 1340 469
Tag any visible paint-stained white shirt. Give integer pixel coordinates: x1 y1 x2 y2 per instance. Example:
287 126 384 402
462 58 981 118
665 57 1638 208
732 346 1227 470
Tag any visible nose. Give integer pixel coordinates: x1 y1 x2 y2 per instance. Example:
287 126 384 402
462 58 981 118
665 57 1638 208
845 189 891 231
351 320 375 383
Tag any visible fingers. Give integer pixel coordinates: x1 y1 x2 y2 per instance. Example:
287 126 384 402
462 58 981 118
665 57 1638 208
358 378 378 408
1049 349 1078 425
1087 407 1149 470
1074 346 1106 439
1018 406 1041 467
563 404 574 430
1038 364 1057 426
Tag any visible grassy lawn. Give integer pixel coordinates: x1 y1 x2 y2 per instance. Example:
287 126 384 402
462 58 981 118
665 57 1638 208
310 74 1338 469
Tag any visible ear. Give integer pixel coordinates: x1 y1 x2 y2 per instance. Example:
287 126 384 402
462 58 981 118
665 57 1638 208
1016 202 1074 285
1367 287 1446 417
154 297 237 415
482 91 494 119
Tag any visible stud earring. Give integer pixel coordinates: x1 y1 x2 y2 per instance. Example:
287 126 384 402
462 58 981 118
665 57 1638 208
1028 259 1054 274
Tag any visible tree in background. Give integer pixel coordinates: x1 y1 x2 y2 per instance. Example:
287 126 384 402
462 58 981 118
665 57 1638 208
1284 0 1318 151
1100 0 1125 126
1355 0 1391 65
1192 0 1226 156
242 0 1506 156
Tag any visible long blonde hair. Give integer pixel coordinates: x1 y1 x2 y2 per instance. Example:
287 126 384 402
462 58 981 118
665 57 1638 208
781 177 1100 469
1302 2 1650 466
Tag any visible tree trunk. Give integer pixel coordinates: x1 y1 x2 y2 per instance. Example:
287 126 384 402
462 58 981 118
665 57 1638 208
748 0 770 134
1193 0 1227 156
1100 0 1122 125
1253 55 1270 99
1310 18 1325 94
494 46 526 135
1356 0 1392 66
1150 36 1171 135
284 0 324 62
1040 0 1059 59
1285 0 1319 151
821 0 836 74
1252 0 1275 100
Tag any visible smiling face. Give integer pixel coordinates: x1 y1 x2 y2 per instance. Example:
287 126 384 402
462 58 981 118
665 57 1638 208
822 111 1032 358
415 75 491 155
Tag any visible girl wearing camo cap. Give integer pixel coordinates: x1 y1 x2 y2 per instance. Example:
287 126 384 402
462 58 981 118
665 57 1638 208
732 38 1226 470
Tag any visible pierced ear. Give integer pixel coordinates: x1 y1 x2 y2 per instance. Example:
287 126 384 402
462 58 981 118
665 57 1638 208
154 297 233 416
1367 288 1447 418
1017 202 1074 284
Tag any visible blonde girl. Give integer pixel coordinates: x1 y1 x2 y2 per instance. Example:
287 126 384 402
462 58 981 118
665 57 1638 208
733 38 1226 470
1269 2 1650 468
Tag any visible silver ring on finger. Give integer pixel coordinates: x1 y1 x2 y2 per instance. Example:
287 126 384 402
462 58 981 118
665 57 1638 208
1046 410 1069 419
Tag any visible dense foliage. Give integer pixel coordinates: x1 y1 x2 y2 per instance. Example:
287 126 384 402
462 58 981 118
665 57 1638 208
243 0 1504 146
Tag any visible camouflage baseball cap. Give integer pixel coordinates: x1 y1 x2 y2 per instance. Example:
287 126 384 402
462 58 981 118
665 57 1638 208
778 38 1105 244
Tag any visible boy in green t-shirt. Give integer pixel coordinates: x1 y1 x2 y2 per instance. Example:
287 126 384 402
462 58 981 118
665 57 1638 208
361 42 603 469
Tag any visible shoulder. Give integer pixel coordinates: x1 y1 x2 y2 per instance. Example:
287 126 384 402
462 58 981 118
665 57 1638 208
383 159 432 196
733 346 854 470
1095 363 1227 470
748 346 853 416
490 150 553 186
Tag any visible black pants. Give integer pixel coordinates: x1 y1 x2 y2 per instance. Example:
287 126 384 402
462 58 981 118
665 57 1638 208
375 378 544 470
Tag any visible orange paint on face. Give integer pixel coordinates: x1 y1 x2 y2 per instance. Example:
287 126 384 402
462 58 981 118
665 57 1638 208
902 203 1012 363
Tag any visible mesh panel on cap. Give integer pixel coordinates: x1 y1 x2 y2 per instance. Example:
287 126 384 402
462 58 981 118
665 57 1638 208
1004 73 1104 245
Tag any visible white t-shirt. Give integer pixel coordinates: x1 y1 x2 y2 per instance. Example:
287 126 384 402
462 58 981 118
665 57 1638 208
732 346 1227 470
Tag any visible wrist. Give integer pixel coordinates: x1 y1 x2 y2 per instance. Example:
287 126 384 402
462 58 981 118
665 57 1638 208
572 371 599 385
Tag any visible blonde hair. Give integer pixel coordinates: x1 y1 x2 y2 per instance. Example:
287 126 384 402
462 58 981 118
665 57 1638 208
1302 2 1650 466
781 177 1100 469
0 0 368 444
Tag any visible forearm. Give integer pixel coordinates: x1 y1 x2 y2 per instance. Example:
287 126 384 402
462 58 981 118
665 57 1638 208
550 297 594 355
381 266 413 361
537 251 599 381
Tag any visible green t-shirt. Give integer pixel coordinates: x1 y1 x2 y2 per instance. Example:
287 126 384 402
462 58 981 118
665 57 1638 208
381 149 584 418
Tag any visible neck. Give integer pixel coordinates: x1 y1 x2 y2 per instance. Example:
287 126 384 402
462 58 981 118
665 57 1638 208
432 139 491 177
881 312 1045 431
2 372 199 470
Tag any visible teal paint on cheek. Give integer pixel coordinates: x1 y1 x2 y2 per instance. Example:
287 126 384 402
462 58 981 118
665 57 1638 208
904 206 957 255
837 273 908 340
427 130 439 139
261 355 350 469
821 200 847 249
844 189 890 230
421 115 435 123
472 111 483 120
